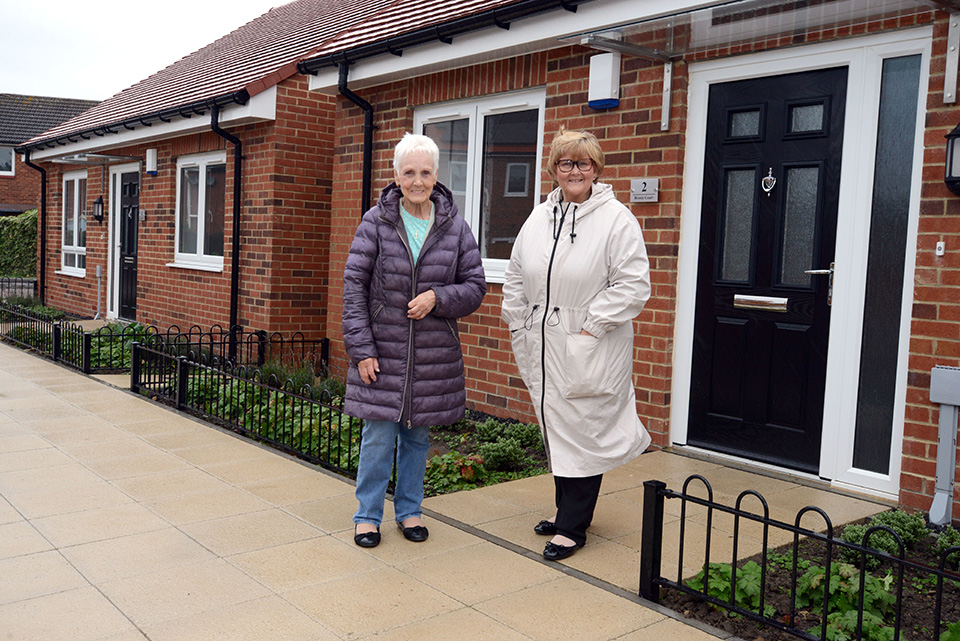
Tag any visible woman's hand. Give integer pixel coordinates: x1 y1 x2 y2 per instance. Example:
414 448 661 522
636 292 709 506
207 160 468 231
407 290 437 320
358 357 379 384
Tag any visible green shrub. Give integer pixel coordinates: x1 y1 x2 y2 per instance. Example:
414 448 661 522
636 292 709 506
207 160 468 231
475 417 543 452
0 209 38 277
478 438 526 471
870 509 928 547
839 509 928 569
424 451 486 495
935 526 960 568
686 561 774 618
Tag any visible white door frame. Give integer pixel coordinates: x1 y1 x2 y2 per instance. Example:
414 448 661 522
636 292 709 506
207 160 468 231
670 28 931 499
107 162 140 320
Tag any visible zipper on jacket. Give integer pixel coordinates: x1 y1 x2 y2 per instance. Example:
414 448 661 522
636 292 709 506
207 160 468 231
539 208 567 457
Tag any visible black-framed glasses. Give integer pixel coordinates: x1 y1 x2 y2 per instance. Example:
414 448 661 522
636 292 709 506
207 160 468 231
555 159 594 173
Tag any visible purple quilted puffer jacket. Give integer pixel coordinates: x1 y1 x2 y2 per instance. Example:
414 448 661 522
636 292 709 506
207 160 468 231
342 181 486 428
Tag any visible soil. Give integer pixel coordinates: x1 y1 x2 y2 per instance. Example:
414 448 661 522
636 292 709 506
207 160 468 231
659 527 960 641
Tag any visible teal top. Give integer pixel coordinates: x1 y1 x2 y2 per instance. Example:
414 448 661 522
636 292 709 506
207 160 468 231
400 202 435 264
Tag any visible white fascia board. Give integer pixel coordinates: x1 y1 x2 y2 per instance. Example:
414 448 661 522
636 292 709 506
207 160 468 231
308 0 718 92
31 85 277 162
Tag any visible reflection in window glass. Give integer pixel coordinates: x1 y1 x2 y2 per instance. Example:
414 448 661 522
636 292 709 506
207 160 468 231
61 172 87 273
424 119 469 216
729 110 760 137
204 165 226 256
480 109 538 259
720 169 756 282
64 180 76 247
179 166 199 254
0 147 12 173
790 104 824 133
780 167 820 286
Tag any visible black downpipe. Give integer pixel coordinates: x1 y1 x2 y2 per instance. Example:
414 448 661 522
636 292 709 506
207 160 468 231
22 151 47 304
210 106 243 361
338 62 374 216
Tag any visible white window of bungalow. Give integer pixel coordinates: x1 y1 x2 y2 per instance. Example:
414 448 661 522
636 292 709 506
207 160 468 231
174 151 226 270
414 89 546 283
0 147 14 176
61 170 87 276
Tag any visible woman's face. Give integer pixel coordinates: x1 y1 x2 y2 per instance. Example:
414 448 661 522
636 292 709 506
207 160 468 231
395 151 437 207
556 155 597 204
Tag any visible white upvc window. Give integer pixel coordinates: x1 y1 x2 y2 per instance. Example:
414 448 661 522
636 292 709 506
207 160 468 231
61 170 87 275
174 151 226 270
0 147 13 176
414 89 546 283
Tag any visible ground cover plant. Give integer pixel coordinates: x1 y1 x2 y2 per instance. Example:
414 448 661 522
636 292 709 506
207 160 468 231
662 510 960 641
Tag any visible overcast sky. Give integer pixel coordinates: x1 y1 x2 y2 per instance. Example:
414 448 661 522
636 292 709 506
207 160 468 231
2 0 286 101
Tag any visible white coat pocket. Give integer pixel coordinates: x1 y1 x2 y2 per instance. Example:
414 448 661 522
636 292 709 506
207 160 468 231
560 333 615 398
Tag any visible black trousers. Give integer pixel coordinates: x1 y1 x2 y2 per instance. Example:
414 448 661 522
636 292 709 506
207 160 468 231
553 473 603 547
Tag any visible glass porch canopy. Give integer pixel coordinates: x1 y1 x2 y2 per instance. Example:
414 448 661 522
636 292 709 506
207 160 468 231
560 0 951 60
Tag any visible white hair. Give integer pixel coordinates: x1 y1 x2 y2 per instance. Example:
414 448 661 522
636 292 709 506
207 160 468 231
393 133 440 172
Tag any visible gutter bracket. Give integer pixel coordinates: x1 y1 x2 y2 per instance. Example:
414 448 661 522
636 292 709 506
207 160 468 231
946 13 959 103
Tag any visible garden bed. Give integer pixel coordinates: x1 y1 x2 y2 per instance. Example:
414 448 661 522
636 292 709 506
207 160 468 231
660 518 960 641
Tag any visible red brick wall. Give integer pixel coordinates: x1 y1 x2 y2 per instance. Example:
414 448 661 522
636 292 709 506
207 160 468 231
40 76 336 340
0 159 41 211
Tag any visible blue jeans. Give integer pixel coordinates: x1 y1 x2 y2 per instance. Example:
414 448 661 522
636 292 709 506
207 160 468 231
353 419 430 526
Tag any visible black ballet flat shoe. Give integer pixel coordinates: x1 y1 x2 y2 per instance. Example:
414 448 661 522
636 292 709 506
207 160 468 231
398 522 429 542
534 519 558 535
543 540 582 561
354 526 381 548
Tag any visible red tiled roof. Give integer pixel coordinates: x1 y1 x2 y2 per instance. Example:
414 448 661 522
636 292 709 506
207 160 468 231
25 0 394 148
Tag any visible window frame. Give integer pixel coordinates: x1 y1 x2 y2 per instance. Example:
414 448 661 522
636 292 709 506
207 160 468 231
0 147 13 176
173 150 227 271
61 169 87 276
414 89 546 283
504 162 530 197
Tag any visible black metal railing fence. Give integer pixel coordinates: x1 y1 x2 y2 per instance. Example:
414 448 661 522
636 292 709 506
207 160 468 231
0 277 38 302
639 475 960 641
131 341 358 478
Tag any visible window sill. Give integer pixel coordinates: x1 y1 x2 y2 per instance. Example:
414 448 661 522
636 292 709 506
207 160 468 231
55 269 86 279
166 261 224 273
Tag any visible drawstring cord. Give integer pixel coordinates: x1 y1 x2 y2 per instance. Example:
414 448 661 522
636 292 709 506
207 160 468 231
553 197 578 244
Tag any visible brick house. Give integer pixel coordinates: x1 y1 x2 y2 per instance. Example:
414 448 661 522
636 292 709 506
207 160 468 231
16 0 960 520
0 94 97 215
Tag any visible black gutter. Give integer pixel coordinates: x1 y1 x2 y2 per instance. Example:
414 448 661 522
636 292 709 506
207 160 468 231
22 151 47 304
15 90 250 155
337 62 374 216
297 0 590 75
210 106 244 361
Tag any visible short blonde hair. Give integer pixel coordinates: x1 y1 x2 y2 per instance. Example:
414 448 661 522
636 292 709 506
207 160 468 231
394 133 440 172
546 127 605 180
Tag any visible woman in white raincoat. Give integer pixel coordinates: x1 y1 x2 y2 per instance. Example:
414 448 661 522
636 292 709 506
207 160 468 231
502 128 651 561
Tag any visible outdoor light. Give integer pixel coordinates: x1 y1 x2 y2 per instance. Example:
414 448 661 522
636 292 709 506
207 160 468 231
92 196 104 223
945 123 960 196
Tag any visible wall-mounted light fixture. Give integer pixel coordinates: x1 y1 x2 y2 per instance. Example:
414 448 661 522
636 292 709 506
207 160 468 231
946 124 960 196
92 196 104 223
146 148 158 175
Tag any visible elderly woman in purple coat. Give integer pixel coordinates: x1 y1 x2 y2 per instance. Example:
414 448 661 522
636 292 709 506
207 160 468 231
343 133 486 548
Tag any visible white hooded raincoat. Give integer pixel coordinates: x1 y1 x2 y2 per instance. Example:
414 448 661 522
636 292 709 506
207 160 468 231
502 183 652 477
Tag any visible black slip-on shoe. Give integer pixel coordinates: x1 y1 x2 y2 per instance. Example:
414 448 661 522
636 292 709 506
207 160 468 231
398 523 429 542
534 519 558 535
354 526 381 548
543 540 582 561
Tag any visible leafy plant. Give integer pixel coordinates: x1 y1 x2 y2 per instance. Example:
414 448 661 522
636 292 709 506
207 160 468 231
935 526 960 568
0 209 38 278
424 450 486 495
941 621 960 641
478 438 526 471
794 562 896 619
686 561 775 618
839 509 929 570
871 509 928 548
821 609 896 641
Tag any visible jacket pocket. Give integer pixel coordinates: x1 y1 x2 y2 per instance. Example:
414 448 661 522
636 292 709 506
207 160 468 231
510 328 534 388
560 333 617 398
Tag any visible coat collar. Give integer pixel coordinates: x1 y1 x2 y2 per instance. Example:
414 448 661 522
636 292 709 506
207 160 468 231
376 181 459 227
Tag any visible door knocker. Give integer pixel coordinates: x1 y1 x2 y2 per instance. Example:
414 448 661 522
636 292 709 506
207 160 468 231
761 168 776 197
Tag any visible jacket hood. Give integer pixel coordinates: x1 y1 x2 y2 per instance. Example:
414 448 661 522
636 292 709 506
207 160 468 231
542 182 617 218
376 180 459 223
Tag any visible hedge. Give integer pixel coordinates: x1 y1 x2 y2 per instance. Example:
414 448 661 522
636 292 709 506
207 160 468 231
0 210 37 277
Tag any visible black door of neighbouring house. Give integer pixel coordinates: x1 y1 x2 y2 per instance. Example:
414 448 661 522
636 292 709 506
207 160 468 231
687 67 847 474
119 171 139 320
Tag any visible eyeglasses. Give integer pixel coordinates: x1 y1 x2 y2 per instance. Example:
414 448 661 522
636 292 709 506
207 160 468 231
555 159 594 173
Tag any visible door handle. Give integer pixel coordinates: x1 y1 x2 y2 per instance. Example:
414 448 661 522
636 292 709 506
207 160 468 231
804 261 834 306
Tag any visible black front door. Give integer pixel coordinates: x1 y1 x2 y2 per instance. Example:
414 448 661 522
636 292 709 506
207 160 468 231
118 171 139 320
688 67 848 474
